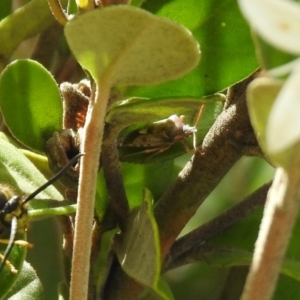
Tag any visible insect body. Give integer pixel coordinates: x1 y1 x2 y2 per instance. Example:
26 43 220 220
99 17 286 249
118 105 204 162
0 153 82 273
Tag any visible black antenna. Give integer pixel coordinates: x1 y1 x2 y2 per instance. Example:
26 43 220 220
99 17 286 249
24 153 84 203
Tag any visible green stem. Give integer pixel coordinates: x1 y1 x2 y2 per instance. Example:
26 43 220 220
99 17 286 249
28 204 77 218
47 0 69 26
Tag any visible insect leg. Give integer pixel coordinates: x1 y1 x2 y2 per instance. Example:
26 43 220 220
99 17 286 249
0 253 18 274
142 145 172 162
179 141 195 153
0 216 18 273
121 145 173 162
193 104 205 149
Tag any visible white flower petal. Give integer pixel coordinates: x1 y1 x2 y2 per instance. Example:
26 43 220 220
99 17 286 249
238 0 300 55
266 64 300 152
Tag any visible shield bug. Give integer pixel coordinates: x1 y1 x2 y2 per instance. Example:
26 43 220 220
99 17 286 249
118 104 205 162
0 153 83 273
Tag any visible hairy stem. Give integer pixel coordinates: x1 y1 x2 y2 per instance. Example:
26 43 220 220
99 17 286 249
69 82 110 300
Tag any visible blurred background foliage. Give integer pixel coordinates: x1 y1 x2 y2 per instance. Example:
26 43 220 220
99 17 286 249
27 157 275 300
1 0 294 299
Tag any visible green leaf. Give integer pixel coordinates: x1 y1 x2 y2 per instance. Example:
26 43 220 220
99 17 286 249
0 138 64 298
210 207 263 253
95 161 173 218
2 261 43 300
64 5 200 86
113 189 161 289
0 60 62 152
0 137 62 201
122 162 174 207
0 0 11 21
0 0 68 69
126 0 258 98
107 94 225 130
273 275 300 300
254 35 297 70
107 94 224 163
0 233 28 299
140 277 175 300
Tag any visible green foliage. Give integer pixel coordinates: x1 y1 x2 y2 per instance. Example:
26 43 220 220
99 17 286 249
0 60 62 152
0 261 43 299
64 6 200 86
113 189 163 295
128 0 258 98
1 1 297 300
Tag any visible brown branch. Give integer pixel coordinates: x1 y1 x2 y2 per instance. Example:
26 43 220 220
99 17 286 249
101 123 130 231
102 72 262 299
31 22 63 69
155 72 261 258
163 182 271 271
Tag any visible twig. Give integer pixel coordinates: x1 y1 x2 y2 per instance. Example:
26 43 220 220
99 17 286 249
47 0 69 26
101 123 130 231
164 182 271 271
154 73 260 258
31 22 63 69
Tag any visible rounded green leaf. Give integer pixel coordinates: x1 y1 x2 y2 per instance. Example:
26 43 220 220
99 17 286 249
65 6 200 86
113 189 161 288
0 59 62 152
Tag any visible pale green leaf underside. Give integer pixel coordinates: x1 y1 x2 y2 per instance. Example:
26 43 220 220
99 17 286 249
246 77 298 168
65 5 200 86
247 77 282 153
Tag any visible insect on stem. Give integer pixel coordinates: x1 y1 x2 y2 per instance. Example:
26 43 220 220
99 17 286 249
118 104 205 162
